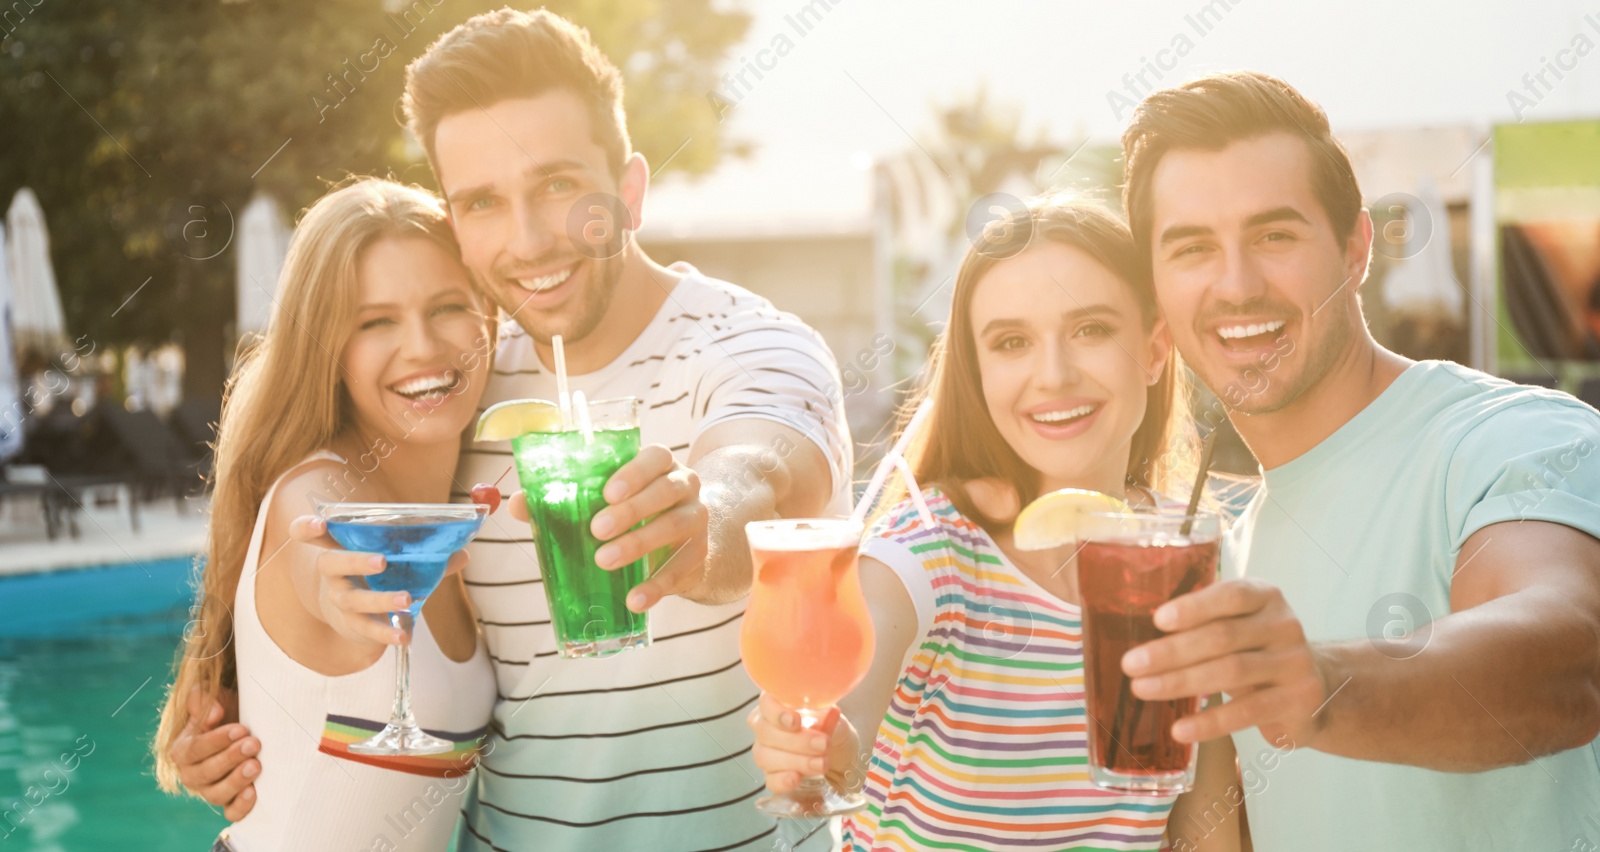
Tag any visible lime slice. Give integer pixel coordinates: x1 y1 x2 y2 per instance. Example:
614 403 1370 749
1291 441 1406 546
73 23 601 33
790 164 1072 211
474 399 564 441
1012 488 1133 551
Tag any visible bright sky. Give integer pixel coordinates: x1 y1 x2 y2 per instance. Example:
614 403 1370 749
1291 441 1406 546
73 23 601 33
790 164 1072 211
643 0 1600 237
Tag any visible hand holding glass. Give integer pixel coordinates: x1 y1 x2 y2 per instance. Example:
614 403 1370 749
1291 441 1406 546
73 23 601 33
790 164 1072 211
317 502 489 755
739 518 875 818
1078 510 1220 794
511 396 653 658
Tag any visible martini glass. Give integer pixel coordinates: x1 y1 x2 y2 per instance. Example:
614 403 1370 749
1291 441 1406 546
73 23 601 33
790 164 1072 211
316 502 489 755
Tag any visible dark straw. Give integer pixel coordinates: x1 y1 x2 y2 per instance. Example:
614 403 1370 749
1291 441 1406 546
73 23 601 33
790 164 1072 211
1179 429 1218 537
1105 429 1219 767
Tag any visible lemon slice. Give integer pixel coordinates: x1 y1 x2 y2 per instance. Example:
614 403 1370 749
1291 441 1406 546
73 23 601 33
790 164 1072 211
1012 488 1133 551
474 399 565 441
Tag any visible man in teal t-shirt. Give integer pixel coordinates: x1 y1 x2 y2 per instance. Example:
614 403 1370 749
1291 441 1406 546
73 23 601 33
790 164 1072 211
1115 71 1600 851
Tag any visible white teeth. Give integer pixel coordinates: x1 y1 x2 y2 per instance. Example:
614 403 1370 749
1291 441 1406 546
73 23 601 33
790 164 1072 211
517 265 575 293
390 371 458 399
1217 320 1286 340
1031 404 1095 424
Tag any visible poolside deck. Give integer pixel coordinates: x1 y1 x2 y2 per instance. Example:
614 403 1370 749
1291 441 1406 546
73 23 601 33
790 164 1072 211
0 494 207 576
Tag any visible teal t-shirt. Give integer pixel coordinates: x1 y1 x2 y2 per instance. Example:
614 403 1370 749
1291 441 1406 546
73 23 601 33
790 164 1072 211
1224 360 1600 851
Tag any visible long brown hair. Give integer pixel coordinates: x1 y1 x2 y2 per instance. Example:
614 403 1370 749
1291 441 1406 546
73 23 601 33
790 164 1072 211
152 178 478 792
881 195 1192 532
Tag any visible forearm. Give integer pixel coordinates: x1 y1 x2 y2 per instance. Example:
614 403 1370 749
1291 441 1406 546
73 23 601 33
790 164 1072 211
689 439 831 605
834 677 900 794
1310 587 1600 770
682 444 783 605
288 567 326 624
834 557 918 792
1167 732 1245 852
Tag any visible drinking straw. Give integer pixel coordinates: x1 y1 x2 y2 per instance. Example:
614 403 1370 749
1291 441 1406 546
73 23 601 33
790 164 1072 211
572 389 595 445
851 397 936 529
1179 429 1218 537
892 455 938 530
1108 428 1219 761
553 334 572 430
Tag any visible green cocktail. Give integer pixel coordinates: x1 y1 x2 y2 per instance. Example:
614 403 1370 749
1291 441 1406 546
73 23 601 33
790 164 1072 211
509 396 652 658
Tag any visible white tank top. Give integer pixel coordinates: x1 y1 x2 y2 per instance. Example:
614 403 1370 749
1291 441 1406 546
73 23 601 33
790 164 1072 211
225 451 496 852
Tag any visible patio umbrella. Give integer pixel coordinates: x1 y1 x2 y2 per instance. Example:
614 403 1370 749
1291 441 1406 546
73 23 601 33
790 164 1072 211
122 345 183 418
0 223 23 462
235 193 291 338
5 188 67 355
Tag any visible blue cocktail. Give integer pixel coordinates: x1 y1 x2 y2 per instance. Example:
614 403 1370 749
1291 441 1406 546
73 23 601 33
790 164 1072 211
325 516 483 610
317 502 489 756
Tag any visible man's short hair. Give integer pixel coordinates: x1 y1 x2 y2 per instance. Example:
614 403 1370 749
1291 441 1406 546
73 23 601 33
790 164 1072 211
1121 71 1362 257
403 8 630 179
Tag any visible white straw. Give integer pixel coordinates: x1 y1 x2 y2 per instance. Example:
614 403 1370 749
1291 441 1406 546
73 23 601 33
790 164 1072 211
552 334 572 430
572 389 595 445
851 397 935 526
892 455 938 530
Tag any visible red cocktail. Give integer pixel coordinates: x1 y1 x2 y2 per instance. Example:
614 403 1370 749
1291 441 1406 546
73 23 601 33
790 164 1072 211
1078 511 1219 794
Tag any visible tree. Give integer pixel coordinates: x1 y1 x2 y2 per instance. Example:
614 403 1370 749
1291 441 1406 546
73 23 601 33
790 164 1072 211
0 0 751 399
878 88 1076 374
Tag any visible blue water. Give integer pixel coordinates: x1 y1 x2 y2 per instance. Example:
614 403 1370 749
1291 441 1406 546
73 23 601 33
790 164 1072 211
0 557 228 849
325 518 482 611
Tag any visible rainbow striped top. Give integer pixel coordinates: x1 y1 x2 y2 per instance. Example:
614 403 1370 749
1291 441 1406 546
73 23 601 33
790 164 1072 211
842 489 1176 852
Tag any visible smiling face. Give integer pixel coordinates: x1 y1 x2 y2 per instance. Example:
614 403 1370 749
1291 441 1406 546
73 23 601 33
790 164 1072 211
970 242 1170 496
339 235 492 445
1148 132 1372 415
433 90 645 345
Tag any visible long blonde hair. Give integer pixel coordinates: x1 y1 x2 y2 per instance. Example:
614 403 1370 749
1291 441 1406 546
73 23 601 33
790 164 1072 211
880 196 1194 532
152 178 475 792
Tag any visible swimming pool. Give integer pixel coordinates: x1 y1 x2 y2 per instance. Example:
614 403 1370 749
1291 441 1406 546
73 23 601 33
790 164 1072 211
0 557 227 850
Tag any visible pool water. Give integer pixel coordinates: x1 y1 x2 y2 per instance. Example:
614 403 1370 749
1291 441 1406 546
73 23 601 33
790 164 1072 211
0 557 227 850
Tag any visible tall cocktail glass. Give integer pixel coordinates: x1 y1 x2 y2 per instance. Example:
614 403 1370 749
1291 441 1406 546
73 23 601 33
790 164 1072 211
1078 510 1220 794
511 396 652 658
740 518 875 818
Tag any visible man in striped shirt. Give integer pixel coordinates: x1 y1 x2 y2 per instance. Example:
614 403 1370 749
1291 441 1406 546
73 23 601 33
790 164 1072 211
172 9 849 851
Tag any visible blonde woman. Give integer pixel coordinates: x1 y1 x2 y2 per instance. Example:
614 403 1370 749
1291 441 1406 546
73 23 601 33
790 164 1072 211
153 178 498 851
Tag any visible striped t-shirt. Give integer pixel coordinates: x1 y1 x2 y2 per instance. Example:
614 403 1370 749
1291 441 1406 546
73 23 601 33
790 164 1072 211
842 489 1177 851
453 265 851 852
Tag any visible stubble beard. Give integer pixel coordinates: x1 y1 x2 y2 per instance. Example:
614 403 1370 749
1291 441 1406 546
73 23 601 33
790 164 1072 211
1207 301 1354 418
480 253 624 347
